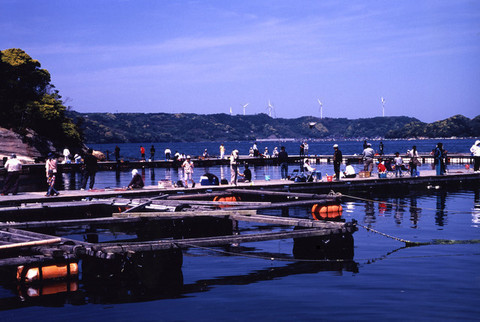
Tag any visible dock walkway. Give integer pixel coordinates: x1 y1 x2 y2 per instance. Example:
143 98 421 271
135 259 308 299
1 169 479 207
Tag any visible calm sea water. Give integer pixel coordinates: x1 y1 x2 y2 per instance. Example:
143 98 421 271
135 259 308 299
1 139 479 321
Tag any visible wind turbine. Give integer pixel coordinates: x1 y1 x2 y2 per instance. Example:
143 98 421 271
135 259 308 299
229 106 233 116
241 103 249 116
266 100 276 118
381 97 386 117
317 99 323 119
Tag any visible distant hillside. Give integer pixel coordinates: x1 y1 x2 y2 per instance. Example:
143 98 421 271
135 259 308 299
67 112 480 144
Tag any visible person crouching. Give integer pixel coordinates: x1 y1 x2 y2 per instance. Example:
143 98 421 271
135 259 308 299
128 169 144 190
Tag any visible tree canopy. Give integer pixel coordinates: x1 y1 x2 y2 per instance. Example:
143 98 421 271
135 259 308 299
0 48 83 148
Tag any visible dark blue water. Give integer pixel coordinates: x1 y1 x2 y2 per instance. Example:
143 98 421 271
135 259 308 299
1 139 479 321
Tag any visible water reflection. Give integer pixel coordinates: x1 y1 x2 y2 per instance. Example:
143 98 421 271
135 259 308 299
472 189 480 227
435 191 447 227
409 196 421 229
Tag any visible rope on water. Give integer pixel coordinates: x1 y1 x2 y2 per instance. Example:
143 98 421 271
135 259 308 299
355 222 425 247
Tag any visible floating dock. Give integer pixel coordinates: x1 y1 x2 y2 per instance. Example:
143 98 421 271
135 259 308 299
1 153 475 175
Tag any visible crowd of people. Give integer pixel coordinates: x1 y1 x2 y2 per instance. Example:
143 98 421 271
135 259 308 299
2 139 480 195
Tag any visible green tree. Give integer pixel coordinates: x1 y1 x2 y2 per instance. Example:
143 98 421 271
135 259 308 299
0 48 83 148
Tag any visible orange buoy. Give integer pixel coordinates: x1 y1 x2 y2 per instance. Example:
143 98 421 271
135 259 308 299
213 195 241 208
17 263 79 283
311 203 343 220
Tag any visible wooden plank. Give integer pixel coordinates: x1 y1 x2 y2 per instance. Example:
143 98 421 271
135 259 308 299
226 188 340 200
226 198 335 211
0 216 146 229
94 227 347 253
151 200 272 207
4 227 92 247
0 238 62 250
113 209 257 218
0 254 77 268
228 213 346 229
166 191 232 200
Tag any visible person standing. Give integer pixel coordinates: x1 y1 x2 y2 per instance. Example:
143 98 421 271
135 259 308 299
253 143 259 157
114 145 120 161
304 142 309 156
150 145 155 161
394 152 403 177
182 156 195 188
407 145 420 176
45 153 58 180
140 146 146 161
363 140 368 150
1 154 22 195
230 150 239 185
81 149 98 190
219 144 225 159
278 146 289 180
362 143 375 172
299 142 305 157
62 147 71 164
470 140 480 172
434 143 445 176
379 141 384 155
333 144 342 181
45 170 59 196
164 148 171 160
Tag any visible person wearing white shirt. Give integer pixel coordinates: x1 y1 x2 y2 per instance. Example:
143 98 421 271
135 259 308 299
343 162 356 178
470 140 480 172
1 154 22 195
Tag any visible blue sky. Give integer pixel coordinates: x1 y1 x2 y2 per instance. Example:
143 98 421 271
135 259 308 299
1 0 479 122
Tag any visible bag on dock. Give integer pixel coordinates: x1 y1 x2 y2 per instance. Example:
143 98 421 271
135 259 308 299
200 173 220 186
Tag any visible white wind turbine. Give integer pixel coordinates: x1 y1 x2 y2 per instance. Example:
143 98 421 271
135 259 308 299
241 103 249 116
266 100 276 118
381 97 386 117
317 99 323 119
229 106 233 116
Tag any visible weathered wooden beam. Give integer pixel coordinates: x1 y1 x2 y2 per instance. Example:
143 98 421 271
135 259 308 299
0 254 77 268
93 227 346 253
0 216 146 229
228 213 346 229
151 200 272 207
226 198 335 211
113 209 257 218
166 191 232 200
226 188 341 200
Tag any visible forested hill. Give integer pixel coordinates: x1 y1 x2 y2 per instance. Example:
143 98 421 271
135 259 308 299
68 112 480 144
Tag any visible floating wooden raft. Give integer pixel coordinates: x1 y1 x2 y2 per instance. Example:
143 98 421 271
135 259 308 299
0 187 350 267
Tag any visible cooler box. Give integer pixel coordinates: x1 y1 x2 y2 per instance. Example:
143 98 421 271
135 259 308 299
378 173 387 178
359 171 371 178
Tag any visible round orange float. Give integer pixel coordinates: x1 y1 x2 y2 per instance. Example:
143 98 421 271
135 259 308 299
311 203 343 220
213 195 241 208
